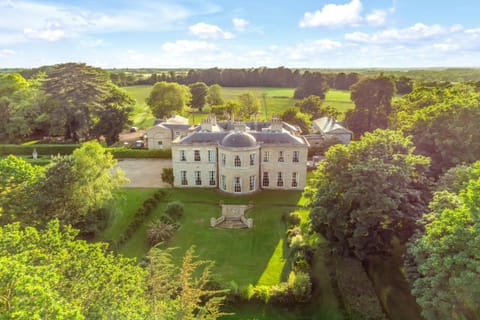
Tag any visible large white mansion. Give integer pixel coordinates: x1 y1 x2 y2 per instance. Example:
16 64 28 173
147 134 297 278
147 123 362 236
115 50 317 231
170 116 309 194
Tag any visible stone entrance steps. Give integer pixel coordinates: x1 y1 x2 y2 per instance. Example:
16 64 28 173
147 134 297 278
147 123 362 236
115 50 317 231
216 219 248 229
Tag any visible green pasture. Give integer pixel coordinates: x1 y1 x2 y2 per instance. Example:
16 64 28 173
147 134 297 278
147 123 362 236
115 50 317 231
124 85 354 127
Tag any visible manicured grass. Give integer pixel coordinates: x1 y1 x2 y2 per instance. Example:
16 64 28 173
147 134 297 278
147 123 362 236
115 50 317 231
114 188 302 286
123 85 354 126
104 187 343 319
100 188 159 241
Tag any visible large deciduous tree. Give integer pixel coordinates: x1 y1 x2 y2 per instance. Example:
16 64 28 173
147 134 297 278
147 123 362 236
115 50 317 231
238 92 261 120
206 84 224 106
34 141 127 234
307 129 430 260
0 220 149 318
0 155 43 224
293 71 329 99
406 161 480 320
397 83 480 177
189 82 209 111
147 81 191 119
280 107 311 133
295 95 340 119
345 75 395 138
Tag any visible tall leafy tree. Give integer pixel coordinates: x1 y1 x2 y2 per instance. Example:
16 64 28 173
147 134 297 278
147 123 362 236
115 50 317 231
206 84 224 106
148 247 227 319
293 72 329 99
238 92 261 119
147 81 191 118
397 83 480 177
43 63 111 141
34 141 127 234
295 95 340 119
0 220 150 318
92 85 134 145
0 155 43 224
406 161 480 320
307 129 430 260
280 107 311 133
345 75 395 138
189 82 209 111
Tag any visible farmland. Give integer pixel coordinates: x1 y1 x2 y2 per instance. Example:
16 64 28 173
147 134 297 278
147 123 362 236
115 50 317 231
123 85 354 128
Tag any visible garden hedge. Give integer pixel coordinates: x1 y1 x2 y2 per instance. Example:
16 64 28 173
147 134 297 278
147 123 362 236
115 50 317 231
0 144 172 159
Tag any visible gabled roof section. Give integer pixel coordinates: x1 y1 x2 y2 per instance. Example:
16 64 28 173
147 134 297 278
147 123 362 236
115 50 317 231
313 117 353 134
251 132 308 146
174 132 228 145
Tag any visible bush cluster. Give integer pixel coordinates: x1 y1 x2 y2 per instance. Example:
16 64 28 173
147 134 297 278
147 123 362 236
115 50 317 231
106 148 171 159
117 190 165 246
146 201 184 248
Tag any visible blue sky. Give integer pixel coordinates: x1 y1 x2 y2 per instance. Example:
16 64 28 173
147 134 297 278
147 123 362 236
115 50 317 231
1 0 480 68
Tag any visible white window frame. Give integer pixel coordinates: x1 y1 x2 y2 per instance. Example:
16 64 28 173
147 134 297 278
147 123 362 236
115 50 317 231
292 172 298 187
249 175 256 191
293 151 299 163
221 175 226 190
180 150 186 161
262 172 269 187
181 170 187 185
208 150 216 162
209 171 216 186
195 171 202 185
250 153 255 166
234 177 241 193
263 151 270 162
234 155 241 167
278 151 284 162
277 172 284 187
194 150 201 161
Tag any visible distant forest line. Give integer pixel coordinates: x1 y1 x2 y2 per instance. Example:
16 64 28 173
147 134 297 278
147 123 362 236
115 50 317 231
2 66 480 90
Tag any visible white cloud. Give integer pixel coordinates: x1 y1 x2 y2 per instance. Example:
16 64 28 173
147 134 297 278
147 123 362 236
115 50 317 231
0 0 195 44
162 40 216 54
125 49 145 61
366 9 387 25
189 22 233 39
0 49 15 57
233 18 249 31
345 23 452 43
287 39 342 60
24 27 65 41
299 0 362 28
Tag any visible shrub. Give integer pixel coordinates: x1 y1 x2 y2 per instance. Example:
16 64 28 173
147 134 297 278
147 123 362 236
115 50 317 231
287 212 301 226
0 144 79 156
165 201 184 221
106 148 171 159
147 219 177 246
287 271 312 303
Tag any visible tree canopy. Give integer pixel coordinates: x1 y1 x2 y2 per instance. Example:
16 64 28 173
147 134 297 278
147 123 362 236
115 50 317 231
407 161 480 320
206 84 224 106
189 82 209 111
307 129 430 260
147 81 191 119
396 82 480 177
0 220 150 319
238 92 261 120
34 141 127 234
345 75 395 138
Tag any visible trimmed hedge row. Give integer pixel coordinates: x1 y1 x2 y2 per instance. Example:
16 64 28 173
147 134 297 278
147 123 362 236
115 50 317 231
0 144 172 159
0 144 80 156
117 190 165 246
105 148 172 159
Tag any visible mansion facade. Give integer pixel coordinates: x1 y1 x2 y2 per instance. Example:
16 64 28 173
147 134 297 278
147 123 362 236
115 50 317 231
171 117 309 194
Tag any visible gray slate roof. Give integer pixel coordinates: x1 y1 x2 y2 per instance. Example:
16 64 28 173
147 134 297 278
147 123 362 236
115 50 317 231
175 131 308 147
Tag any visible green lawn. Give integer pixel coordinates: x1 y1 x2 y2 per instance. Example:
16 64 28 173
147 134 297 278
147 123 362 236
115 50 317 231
123 85 354 127
109 188 302 286
102 187 343 319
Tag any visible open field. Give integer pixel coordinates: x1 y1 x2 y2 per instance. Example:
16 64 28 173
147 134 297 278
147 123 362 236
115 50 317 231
123 85 354 127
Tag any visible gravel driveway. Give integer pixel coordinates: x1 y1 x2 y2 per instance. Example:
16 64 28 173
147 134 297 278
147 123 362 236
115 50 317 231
115 158 172 188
